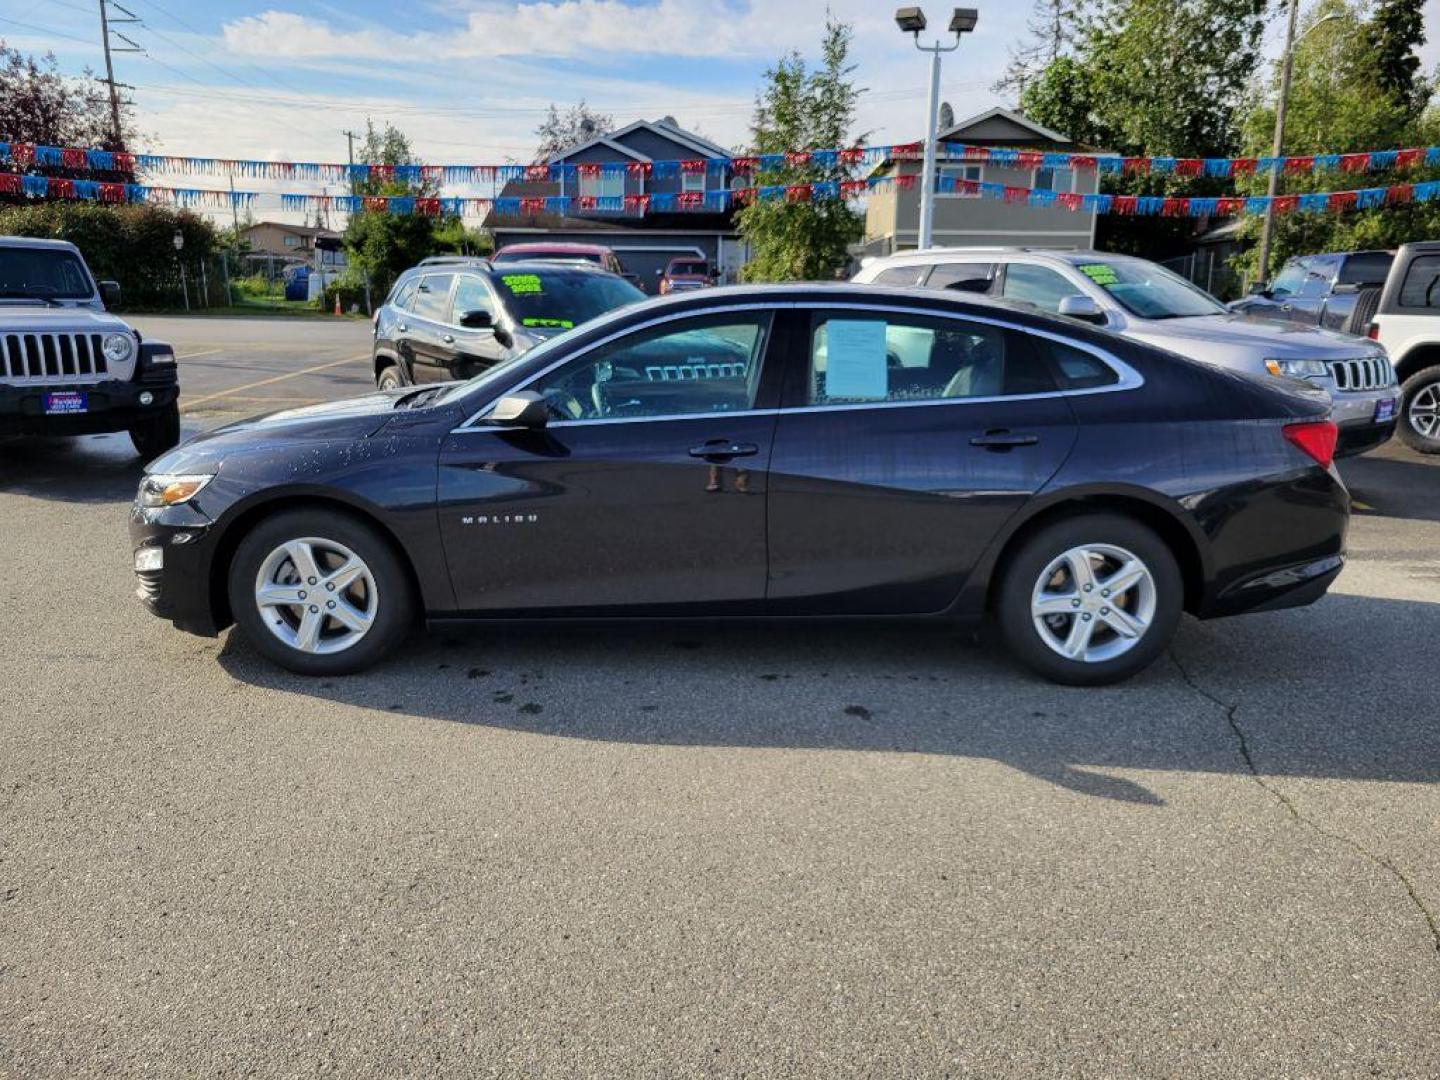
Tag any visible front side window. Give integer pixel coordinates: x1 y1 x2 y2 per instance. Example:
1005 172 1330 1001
451 276 494 323
806 313 1055 405
999 263 1080 313
872 265 926 286
410 274 454 321
1398 255 1440 308
391 278 419 311
0 248 94 300
528 312 771 421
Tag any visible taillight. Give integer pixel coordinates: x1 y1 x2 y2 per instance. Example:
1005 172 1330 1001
1366 322 1379 340
1283 420 1338 468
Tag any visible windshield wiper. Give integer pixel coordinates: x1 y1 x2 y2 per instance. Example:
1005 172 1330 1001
0 291 64 306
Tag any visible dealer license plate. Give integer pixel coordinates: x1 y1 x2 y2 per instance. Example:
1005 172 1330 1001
44 391 88 415
1375 398 1396 423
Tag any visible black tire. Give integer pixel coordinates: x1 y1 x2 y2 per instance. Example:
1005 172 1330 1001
994 513 1184 686
376 363 404 391
1341 286 1382 336
128 401 180 461
227 508 416 676
1396 364 1440 454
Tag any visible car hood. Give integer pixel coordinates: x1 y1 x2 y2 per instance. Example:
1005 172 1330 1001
146 388 423 475
1124 314 1379 360
0 306 129 333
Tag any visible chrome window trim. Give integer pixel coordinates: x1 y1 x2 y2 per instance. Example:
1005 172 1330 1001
451 299 1143 433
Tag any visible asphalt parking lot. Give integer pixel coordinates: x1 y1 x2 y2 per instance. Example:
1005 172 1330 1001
2 317 1438 1077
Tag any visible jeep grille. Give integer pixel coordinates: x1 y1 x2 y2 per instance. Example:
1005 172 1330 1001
1328 356 1392 392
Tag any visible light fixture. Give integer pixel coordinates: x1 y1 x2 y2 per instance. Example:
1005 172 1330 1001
172 230 184 252
895 6 927 32
949 8 979 32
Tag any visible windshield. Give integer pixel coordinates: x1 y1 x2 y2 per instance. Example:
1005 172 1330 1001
493 268 644 328
669 261 707 276
0 248 94 300
1074 260 1227 319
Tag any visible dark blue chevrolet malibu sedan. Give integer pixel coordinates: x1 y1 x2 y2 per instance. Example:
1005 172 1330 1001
130 284 1347 685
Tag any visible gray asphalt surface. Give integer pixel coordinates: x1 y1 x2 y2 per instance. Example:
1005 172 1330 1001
1 319 1438 1077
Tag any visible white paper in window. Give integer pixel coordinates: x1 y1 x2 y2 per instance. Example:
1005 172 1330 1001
823 320 888 400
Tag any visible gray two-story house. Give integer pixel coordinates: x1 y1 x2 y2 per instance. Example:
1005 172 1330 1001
861 108 1104 256
485 117 748 293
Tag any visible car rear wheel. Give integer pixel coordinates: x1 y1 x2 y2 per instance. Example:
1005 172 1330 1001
228 509 415 675
1397 364 1440 454
996 514 1183 686
129 402 180 461
376 364 404 391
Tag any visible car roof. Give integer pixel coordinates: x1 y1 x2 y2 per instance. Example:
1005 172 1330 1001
399 259 614 284
0 236 83 252
862 247 1137 268
497 242 615 256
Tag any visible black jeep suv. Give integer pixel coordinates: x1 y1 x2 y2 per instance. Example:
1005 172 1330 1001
371 257 644 388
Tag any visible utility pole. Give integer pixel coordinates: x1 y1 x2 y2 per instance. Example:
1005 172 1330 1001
96 0 141 148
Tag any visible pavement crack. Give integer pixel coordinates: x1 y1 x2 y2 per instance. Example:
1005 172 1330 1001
1169 649 1440 959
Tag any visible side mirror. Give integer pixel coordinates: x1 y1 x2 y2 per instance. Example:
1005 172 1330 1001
459 309 493 329
1330 282 1358 295
1057 294 1108 325
98 280 121 308
486 391 549 428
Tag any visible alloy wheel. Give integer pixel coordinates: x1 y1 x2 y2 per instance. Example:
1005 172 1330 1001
1409 380 1440 439
254 537 378 655
1031 543 1157 663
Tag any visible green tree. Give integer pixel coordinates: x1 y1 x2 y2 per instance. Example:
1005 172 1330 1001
1366 0 1428 115
533 102 613 163
737 18 864 282
1230 0 1440 279
0 39 138 150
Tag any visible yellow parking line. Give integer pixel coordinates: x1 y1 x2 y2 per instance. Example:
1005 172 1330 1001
179 353 368 412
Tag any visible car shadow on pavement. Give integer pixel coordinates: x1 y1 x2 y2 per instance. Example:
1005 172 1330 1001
0 420 219 504
1341 449 1440 523
214 591 1438 807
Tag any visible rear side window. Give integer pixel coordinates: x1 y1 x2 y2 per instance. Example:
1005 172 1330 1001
806 313 1055 405
1338 252 1392 285
1037 339 1120 390
924 262 993 293
872 265 926 286
410 274 454 321
1398 255 1440 308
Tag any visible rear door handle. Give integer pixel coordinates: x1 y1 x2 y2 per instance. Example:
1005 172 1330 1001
397 322 408 332
970 430 1039 449
690 440 759 460
442 334 455 343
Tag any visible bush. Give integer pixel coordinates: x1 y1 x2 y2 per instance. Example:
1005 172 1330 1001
0 202 217 309
322 268 371 314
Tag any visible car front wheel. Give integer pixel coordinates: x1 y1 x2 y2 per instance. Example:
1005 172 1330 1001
129 402 180 461
995 513 1183 686
228 509 415 675
376 364 404 391
1397 364 1440 454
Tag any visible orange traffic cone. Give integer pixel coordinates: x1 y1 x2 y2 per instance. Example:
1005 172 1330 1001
333 293 342 316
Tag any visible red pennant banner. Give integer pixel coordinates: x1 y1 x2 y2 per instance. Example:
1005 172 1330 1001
363 196 388 213
98 182 126 202
369 165 395 185
681 159 707 174
519 197 546 214
1326 190 1358 211
1016 152 1044 170
837 147 866 165
416 198 441 216
625 162 652 176
1387 183 1414 203
677 190 704 208
959 146 990 161
840 179 867 197
1111 195 1138 215
577 194 598 210
1161 197 1189 217
784 152 811 168
731 187 757 205
1174 159 1203 177
1231 158 1258 175
623 193 650 212
576 163 602 178
1216 197 1246 215
785 184 812 202
0 172 21 194
891 142 923 160
1272 194 1299 215
894 173 917 190
1069 155 1096 171
1057 192 1084 211
61 148 87 169
1122 158 1149 174
730 156 759 173
523 165 549 182
9 143 35 166
1003 185 1028 204
48 178 74 199
1396 149 1424 169
1339 153 1371 173
1283 156 1314 174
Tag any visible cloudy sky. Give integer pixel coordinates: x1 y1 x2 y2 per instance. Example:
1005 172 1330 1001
6 0 1440 220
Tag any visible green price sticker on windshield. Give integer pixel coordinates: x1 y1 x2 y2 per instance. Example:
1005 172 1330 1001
522 317 573 329
501 274 543 295
1078 263 1119 287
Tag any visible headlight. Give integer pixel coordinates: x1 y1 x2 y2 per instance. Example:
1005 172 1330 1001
103 332 135 364
138 473 213 508
1264 358 1330 379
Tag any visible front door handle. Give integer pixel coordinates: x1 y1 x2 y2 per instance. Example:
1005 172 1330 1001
689 440 759 460
442 334 455 344
970 430 1039 450
397 322 409 332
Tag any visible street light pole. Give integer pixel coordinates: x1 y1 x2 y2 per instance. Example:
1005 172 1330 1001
1254 6 1340 284
897 8 979 251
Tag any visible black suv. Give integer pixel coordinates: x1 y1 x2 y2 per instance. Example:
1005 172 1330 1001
371 256 644 388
